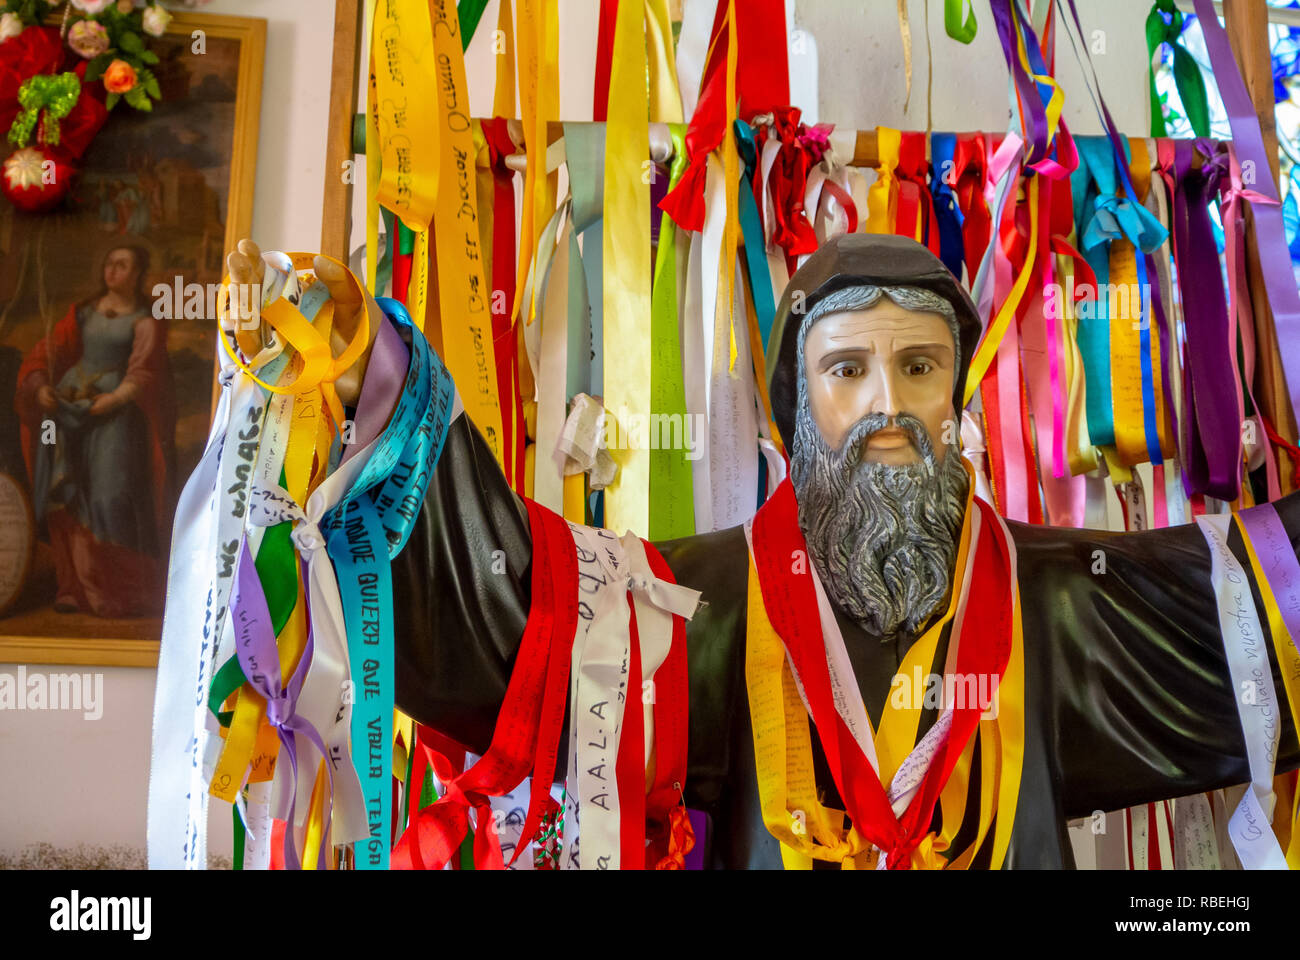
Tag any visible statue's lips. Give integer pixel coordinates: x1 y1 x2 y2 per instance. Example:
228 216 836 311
866 428 913 450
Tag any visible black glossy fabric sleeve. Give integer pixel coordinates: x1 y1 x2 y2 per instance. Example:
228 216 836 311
1015 492 1300 819
391 413 533 756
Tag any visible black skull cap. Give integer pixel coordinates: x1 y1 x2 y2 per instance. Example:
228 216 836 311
766 232 982 444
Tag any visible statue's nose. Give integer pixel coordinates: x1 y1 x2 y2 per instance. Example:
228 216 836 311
868 367 902 419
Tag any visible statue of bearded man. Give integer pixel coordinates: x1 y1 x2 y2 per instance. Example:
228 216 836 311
393 233 1300 869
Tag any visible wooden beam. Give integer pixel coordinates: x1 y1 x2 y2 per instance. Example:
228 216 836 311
321 0 364 260
1224 0 1280 183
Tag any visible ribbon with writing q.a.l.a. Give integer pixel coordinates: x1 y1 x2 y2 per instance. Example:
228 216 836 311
321 297 457 870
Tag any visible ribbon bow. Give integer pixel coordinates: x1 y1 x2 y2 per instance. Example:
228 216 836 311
8 72 82 148
230 542 333 871
1082 192 1168 253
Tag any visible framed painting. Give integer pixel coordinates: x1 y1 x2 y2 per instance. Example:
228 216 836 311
0 11 265 667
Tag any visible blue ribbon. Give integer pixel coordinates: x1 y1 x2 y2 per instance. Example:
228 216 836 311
322 298 456 869
930 133 966 281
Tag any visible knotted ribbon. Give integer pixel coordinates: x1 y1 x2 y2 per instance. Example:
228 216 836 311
8 71 80 148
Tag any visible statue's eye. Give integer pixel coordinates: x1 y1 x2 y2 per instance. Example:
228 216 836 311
906 360 933 377
831 362 863 379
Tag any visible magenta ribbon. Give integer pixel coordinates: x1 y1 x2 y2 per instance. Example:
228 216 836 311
1194 0 1300 441
230 542 334 870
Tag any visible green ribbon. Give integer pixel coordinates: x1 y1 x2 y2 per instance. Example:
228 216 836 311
8 72 81 148
648 123 695 541
1146 0 1210 138
945 0 977 43
458 0 491 51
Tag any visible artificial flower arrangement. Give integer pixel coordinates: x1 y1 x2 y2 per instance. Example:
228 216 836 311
0 0 186 212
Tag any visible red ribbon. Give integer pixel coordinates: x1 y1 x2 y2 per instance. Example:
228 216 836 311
750 479 1014 868
484 118 527 491
392 497 578 869
593 0 618 122
896 132 942 258
660 0 790 232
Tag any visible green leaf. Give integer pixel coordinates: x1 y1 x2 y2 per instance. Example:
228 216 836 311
140 50 159 65
105 92 120 110
84 55 111 83
145 77 160 99
125 85 149 109
120 31 144 54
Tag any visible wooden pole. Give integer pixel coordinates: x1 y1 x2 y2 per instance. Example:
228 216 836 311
1224 0 1280 183
321 0 364 260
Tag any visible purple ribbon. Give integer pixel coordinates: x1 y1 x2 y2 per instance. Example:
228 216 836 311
1238 503 1300 650
341 317 409 465
989 0 1048 160
231 542 334 870
1172 138 1242 500
1194 0 1300 437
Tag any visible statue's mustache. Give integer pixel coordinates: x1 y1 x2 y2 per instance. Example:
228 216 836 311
836 412 936 467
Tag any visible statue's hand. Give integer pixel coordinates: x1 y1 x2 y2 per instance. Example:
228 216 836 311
224 239 378 406
224 238 269 360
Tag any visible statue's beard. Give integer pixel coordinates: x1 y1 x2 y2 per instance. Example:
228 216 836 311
789 406 969 641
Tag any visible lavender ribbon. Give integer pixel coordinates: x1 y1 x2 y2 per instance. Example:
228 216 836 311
1238 503 1300 648
230 542 334 870
1193 0 1300 436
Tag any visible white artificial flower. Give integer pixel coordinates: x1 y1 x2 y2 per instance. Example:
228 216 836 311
142 4 173 37
71 0 114 14
0 12 22 43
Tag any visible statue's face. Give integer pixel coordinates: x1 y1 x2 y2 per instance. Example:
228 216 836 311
801 300 957 466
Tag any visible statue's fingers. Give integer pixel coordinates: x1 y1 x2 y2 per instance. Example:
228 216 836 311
236 238 265 284
313 254 364 335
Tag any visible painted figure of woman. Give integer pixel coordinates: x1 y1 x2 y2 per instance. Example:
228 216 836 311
14 245 175 617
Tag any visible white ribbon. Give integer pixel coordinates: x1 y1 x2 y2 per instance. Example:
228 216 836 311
558 521 702 870
1195 513 1289 870
147 280 291 868
675 0 719 120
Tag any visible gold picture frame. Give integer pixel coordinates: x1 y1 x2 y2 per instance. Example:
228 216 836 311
0 11 266 667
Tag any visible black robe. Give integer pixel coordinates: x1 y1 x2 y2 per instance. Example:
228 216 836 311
392 415 1300 868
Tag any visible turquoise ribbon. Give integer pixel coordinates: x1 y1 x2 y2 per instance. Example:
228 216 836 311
1075 136 1168 463
323 298 455 869
735 121 777 352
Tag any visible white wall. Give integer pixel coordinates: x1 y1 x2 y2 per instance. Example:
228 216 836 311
0 0 1156 862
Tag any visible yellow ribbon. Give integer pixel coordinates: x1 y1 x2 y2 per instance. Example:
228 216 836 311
427 0 506 468
864 127 901 234
1058 251 1100 475
1233 511 1300 867
646 0 684 124
601 0 652 536
493 0 516 119
368 0 439 321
